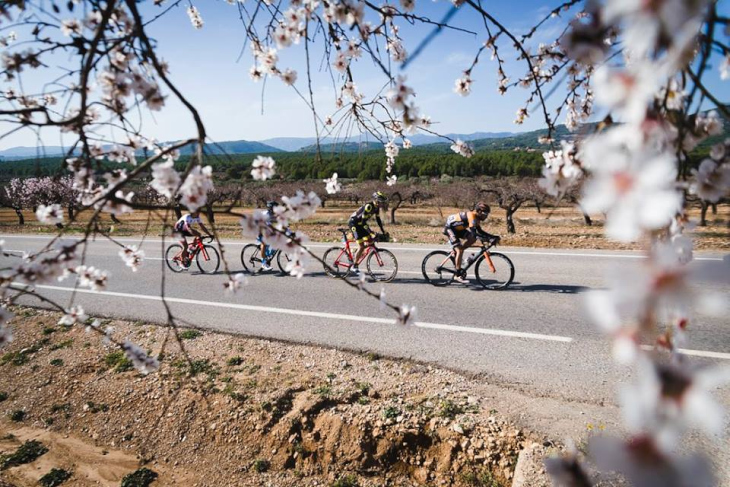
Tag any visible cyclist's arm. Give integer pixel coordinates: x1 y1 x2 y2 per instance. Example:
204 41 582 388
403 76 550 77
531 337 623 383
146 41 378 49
198 221 212 236
375 213 385 234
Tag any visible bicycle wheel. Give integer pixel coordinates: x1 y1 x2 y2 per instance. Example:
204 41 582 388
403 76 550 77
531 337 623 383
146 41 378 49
475 252 514 289
367 248 398 282
196 245 220 274
323 246 350 278
421 250 456 286
165 244 186 273
276 250 293 275
241 243 263 274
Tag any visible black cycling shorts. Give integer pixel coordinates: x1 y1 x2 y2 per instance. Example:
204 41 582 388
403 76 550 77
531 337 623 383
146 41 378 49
349 219 374 243
443 225 469 248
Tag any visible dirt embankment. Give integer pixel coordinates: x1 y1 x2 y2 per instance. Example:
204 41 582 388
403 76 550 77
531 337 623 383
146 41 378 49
0 308 554 487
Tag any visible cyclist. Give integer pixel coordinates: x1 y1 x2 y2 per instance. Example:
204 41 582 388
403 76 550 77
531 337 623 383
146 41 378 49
258 201 280 271
174 211 213 270
443 202 498 283
349 191 388 276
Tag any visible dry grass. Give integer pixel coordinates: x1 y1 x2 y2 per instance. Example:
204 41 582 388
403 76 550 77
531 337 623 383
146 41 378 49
1 204 727 251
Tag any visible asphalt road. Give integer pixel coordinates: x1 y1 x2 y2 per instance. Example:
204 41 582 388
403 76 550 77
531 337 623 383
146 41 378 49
2 233 728 406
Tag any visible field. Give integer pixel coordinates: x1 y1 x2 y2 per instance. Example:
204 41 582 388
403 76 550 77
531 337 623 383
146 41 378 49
1 203 727 251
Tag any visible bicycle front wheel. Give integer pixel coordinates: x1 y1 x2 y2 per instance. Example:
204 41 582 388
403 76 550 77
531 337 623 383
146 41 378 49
367 248 398 282
421 250 456 286
475 252 514 289
196 245 220 274
323 246 350 278
241 244 263 274
165 244 186 273
276 250 293 275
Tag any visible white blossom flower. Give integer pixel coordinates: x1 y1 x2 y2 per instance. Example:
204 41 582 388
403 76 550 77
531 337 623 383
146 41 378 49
119 245 144 272
150 159 181 198
538 142 582 197
386 39 407 63
186 5 204 29
249 65 263 82
35 204 64 225
59 305 87 326
397 304 417 325
690 159 730 203
122 340 160 374
593 64 659 123
179 165 214 212
223 273 248 293
453 73 472 96
332 52 349 73
402 138 412 149
75 265 109 291
251 155 276 181
324 172 342 194
60 19 82 37
450 139 474 158
386 175 397 186
280 68 297 85
386 75 414 109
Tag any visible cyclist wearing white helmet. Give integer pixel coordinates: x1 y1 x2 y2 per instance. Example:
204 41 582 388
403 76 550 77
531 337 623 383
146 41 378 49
349 191 388 276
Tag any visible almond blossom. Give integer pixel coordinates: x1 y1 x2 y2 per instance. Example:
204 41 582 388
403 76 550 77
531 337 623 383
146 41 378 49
223 273 247 294
186 6 204 29
75 265 109 291
35 204 64 225
453 73 472 96
690 158 730 203
58 305 87 326
119 245 145 272
450 139 474 158
251 155 276 181
397 304 417 326
538 142 582 197
122 340 160 374
150 159 181 198
179 165 214 212
324 172 341 194
386 175 397 186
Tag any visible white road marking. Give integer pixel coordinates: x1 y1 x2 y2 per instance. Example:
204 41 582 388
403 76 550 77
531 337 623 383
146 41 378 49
640 345 730 361
19 284 574 343
2 234 723 261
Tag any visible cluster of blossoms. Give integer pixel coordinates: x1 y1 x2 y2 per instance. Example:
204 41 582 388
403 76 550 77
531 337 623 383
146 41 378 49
450 139 474 158
186 6 203 29
538 141 581 198
98 64 165 114
73 265 109 291
118 246 145 272
178 165 214 212
324 172 342 194
58 305 87 326
35 204 64 225
251 156 276 181
122 340 160 374
690 140 730 203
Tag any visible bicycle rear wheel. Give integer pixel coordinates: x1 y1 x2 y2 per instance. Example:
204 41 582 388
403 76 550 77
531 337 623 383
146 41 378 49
276 250 293 275
367 248 398 282
165 244 186 273
323 246 350 278
241 243 263 274
475 252 514 289
196 245 220 274
421 250 456 286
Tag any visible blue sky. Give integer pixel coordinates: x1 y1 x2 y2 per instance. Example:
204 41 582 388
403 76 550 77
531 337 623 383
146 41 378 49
0 1 727 149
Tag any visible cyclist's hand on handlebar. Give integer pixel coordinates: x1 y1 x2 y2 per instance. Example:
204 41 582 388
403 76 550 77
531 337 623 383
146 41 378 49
490 235 501 245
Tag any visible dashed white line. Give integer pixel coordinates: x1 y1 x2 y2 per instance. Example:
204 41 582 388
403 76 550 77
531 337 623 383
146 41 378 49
17 284 574 343
640 345 730 361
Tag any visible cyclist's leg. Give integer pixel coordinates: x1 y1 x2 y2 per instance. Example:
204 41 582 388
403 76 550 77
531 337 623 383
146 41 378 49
444 227 463 268
257 234 268 264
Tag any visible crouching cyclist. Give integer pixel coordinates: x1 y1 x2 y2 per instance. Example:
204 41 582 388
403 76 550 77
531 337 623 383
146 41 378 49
349 191 388 276
174 210 213 270
443 202 499 283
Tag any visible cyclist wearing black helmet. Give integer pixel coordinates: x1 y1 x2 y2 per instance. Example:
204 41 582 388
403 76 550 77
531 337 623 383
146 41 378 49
443 201 498 283
349 191 388 276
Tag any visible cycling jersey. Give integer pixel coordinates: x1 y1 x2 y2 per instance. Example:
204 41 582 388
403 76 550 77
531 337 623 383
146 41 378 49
175 214 202 235
445 211 479 232
349 202 384 244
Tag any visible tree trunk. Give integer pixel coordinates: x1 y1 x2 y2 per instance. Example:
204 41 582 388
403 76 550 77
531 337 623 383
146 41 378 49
205 203 215 224
535 201 541 213
389 191 403 225
699 201 708 227
506 209 516 234
67 206 75 221
711 203 717 215
174 204 182 220
15 208 24 225
582 211 593 226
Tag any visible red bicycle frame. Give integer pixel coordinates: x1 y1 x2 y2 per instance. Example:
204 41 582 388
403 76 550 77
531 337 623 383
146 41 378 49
332 235 384 270
179 236 212 263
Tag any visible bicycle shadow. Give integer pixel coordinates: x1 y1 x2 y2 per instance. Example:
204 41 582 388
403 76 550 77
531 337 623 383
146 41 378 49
468 282 588 294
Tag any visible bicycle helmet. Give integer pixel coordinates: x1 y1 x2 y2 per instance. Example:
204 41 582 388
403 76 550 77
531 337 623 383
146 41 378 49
475 202 490 220
373 191 388 203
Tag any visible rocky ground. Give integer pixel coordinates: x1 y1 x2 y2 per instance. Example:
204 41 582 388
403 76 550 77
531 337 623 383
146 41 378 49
0 307 561 487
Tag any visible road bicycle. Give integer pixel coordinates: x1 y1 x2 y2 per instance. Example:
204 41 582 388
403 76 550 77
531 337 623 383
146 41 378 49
240 242 292 275
421 234 514 289
322 228 398 282
165 236 220 274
